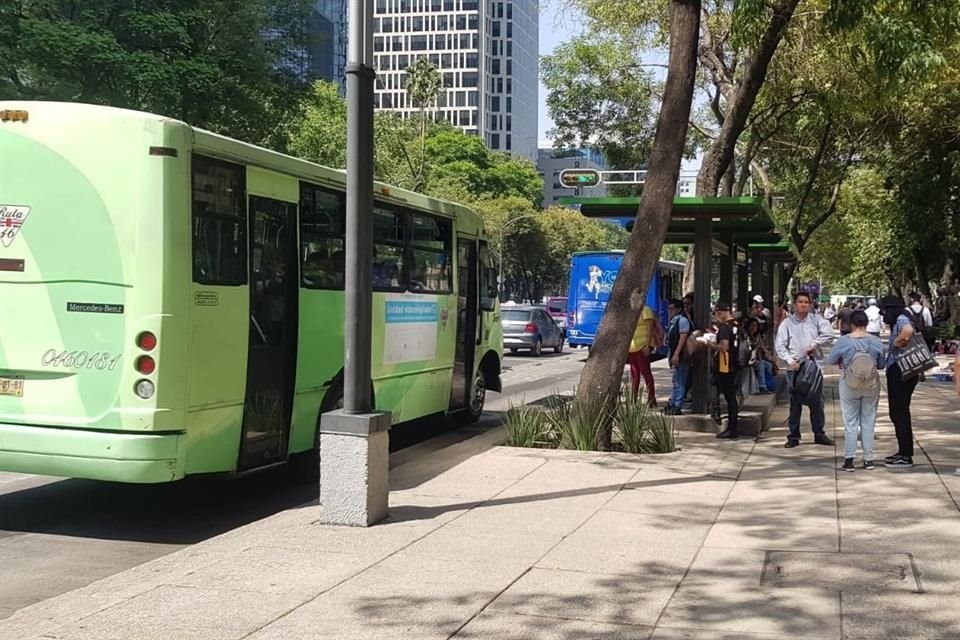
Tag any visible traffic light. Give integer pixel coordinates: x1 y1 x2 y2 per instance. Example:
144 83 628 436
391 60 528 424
558 168 601 188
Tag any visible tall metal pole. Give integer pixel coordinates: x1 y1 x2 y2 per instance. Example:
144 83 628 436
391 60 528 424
344 0 376 414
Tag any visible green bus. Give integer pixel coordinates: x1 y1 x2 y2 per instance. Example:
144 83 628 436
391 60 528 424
0 102 503 483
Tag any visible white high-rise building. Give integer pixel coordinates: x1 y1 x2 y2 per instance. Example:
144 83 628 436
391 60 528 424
371 0 539 161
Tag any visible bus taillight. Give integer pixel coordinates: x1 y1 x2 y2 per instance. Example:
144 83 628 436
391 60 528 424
136 356 156 375
137 332 157 351
567 312 576 328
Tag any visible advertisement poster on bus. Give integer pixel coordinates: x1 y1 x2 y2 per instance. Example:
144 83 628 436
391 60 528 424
383 295 438 364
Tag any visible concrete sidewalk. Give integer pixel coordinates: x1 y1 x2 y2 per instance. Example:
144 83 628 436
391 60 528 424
4 375 960 639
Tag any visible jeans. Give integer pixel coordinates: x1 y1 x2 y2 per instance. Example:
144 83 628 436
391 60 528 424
886 363 919 458
670 360 690 408
786 370 826 440
839 381 879 459
628 349 655 404
717 372 739 433
754 360 774 391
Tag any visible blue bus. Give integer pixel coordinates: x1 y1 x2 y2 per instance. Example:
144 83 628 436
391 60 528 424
565 252 684 349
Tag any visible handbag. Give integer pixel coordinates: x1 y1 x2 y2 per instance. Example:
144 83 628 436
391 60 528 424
895 333 937 380
792 359 823 402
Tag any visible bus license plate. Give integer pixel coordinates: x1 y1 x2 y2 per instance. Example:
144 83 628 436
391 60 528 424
0 377 24 397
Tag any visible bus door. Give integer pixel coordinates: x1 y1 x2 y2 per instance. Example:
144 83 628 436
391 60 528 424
449 236 479 411
239 196 299 470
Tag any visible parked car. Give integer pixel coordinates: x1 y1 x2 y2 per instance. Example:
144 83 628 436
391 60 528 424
501 307 565 356
546 296 568 329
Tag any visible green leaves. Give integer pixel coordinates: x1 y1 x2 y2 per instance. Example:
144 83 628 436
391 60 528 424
541 33 659 169
1 0 311 146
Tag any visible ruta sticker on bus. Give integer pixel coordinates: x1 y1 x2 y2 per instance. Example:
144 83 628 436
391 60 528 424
0 205 31 248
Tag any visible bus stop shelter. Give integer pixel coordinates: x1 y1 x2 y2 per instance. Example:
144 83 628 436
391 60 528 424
557 196 791 414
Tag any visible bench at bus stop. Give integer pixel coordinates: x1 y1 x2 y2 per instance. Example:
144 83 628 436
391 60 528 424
670 372 787 437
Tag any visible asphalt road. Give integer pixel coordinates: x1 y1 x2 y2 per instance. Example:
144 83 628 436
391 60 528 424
0 349 587 619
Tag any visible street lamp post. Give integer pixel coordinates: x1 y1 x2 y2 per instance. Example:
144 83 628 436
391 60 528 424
497 214 539 301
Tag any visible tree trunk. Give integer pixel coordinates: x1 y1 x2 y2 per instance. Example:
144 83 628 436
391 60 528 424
697 0 801 197
574 0 701 450
780 262 797 304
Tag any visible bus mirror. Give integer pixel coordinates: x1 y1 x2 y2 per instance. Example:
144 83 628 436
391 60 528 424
480 294 497 312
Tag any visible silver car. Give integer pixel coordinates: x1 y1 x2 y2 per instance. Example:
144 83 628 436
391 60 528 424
501 307 565 356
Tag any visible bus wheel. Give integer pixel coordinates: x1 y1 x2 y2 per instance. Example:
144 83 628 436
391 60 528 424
531 337 543 357
461 368 486 424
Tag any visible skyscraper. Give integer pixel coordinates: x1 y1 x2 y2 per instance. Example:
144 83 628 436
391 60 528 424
307 0 348 87
371 0 539 160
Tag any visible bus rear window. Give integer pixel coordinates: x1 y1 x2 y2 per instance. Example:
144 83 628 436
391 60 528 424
192 156 246 285
502 310 531 322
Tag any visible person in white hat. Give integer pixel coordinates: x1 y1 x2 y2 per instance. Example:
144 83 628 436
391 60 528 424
865 298 883 337
751 294 771 338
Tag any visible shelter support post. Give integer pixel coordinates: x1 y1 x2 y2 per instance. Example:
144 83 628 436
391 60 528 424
692 216 712 414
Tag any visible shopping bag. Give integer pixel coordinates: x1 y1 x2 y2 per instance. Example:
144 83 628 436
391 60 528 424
895 334 937 380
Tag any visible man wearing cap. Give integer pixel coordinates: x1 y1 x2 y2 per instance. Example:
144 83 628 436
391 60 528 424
865 298 883 337
775 290 836 448
751 295 771 338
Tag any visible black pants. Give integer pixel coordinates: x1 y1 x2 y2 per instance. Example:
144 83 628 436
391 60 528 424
717 373 739 434
886 363 919 458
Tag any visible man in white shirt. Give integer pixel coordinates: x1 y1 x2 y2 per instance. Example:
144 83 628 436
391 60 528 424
865 298 883 337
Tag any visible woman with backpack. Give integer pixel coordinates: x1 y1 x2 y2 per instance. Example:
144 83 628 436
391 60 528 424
826 310 886 471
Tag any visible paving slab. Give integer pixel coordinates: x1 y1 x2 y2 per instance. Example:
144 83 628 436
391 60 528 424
490 567 679 628
454 611 652 639
50 585 309 640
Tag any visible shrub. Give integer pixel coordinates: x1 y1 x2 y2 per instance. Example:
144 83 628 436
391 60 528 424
615 386 649 454
503 402 550 448
645 411 678 453
552 392 608 451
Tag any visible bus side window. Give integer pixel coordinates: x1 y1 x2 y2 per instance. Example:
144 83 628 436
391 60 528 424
373 204 405 291
407 213 452 294
479 242 496 311
191 156 246 285
300 182 345 289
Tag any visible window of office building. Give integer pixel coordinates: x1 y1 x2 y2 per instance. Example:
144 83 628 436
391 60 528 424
490 134 500 149
462 71 477 87
492 21 500 36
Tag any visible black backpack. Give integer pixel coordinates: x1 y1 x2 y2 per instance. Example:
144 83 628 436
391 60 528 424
906 307 935 348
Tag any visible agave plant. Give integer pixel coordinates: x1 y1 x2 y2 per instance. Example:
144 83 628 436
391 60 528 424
645 411 678 453
615 385 650 454
503 402 550 448
550 390 608 451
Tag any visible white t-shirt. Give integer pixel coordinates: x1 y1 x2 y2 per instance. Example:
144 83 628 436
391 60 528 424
865 305 883 333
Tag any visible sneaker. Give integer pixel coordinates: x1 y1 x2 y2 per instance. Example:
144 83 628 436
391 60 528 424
716 429 738 440
842 458 855 472
885 457 914 468
863 460 875 470
784 439 799 449
884 453 901 463
814 435 835 446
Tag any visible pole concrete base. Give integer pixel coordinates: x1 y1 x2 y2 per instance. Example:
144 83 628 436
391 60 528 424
319 410 391 527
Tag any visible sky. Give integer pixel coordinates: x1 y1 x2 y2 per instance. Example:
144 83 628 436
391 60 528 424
535 3 702 171
537 1 586 147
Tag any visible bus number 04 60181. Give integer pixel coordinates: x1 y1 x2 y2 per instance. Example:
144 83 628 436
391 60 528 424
41 350 122 371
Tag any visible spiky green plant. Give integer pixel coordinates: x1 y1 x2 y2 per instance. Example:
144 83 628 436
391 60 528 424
503 402 550 448
644 411 678 453
615 385 650 453
552 392 608 451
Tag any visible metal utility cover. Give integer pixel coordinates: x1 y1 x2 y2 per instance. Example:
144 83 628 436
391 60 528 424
760 552 923 593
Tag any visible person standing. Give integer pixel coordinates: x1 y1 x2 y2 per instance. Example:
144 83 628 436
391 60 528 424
775 291 836 448
838 302 854 336
865 298 883 337
907 292 935 350
628 303 659 406
708 301 739 439
751 294 771 338
664 299 691 415
882 295 920 468
826 310 885 471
